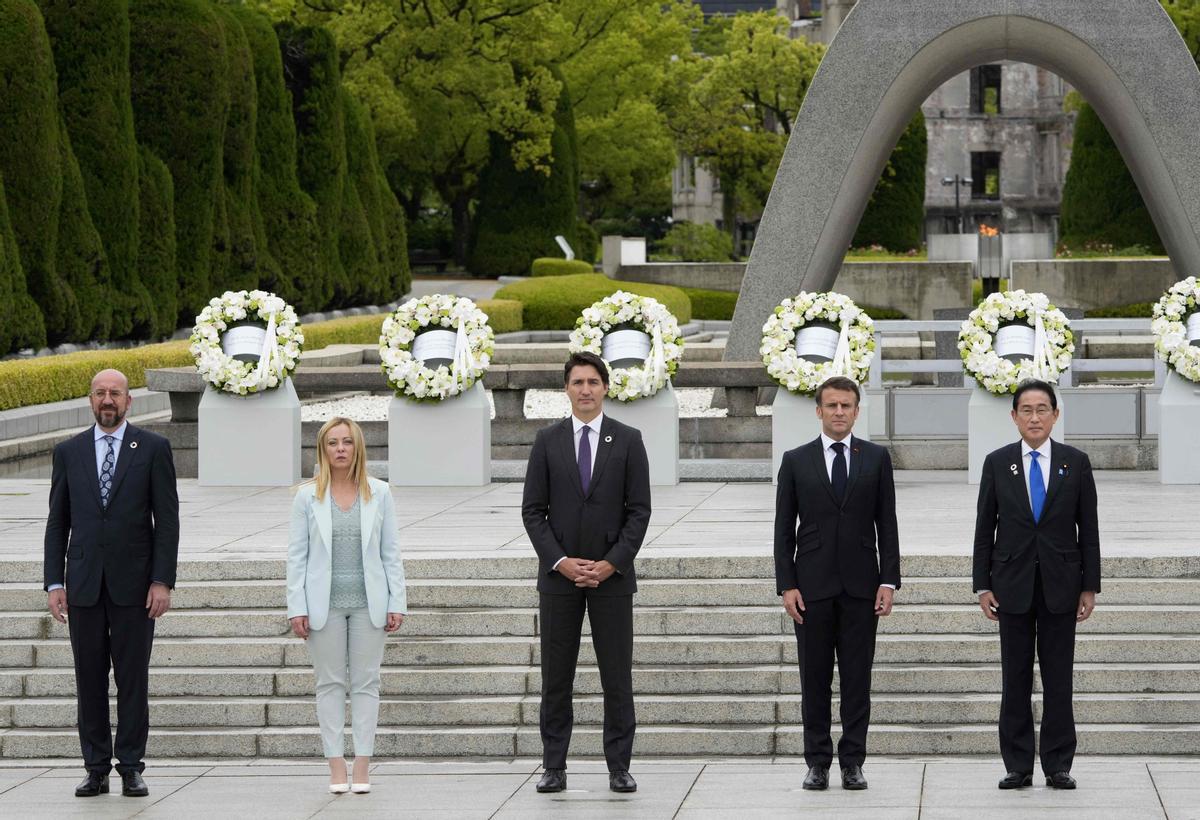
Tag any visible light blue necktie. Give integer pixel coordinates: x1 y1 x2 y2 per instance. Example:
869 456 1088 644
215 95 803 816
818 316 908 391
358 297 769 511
99 435 116 508
1029 450 1045 523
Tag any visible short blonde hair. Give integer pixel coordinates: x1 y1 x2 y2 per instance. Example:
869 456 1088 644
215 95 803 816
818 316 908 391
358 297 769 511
312 416 372 503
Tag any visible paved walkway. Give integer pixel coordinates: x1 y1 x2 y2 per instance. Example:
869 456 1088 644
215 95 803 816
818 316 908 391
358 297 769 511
0 471 1194 560
0 758 1196 818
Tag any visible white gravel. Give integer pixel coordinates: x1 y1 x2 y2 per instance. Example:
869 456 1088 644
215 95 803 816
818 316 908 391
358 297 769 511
300 389 775 422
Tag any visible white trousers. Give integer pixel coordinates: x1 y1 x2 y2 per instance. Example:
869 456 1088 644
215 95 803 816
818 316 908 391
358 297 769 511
306 607 386 758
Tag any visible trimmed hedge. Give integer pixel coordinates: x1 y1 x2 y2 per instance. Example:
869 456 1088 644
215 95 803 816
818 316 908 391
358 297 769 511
0 303 524 411
852 111 927 252
135 145 178 338
531 258 593 277
680 286 738 320
0 0 80 344
129 0 230 327
1060 103 1164 252
0 172 47 352
39 0 153 340
1085 302 1153 318
494 274 691 330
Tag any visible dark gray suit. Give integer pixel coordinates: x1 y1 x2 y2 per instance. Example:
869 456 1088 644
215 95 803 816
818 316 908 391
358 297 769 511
44 423 179 775
522 415 651 771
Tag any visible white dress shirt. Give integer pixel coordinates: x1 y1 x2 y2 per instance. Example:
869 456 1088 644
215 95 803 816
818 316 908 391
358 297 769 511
817 433 894 591
1021 438 1052 507
552 414 605 572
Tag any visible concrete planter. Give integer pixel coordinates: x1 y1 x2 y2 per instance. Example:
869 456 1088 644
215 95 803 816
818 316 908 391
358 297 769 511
967 383 1066 484
771 388 872 484
198 378 301 486
1158 370 1200 484
388 381 491 486
604 382 680 486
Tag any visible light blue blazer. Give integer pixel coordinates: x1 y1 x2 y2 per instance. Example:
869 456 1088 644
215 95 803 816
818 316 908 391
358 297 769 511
287 476 407 631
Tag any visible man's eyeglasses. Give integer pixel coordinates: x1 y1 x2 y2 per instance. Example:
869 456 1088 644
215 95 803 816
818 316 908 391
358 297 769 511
1016 406 1054 419
90 390 127 400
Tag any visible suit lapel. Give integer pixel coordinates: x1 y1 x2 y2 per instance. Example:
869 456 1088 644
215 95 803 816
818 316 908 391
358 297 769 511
79 428 104 511
360 481 380 558
1006 442 1035 525
315 489 333 555
556 418 584 499
585 417 615 498
807 438 838 506
1040 439 1067 518
840 435 865 505
104 424 141 508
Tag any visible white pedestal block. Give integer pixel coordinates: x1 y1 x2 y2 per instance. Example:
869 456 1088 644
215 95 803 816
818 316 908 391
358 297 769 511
1158 369 1200 484
772 389 871 484
967 385 1066 484
198 378 301 486
603 382 679 486
388 381 490 486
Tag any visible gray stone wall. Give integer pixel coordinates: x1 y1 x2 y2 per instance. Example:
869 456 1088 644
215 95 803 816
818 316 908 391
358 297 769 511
1010 258 1176 310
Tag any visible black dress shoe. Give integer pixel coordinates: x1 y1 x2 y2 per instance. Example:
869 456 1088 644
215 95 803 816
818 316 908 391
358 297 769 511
998 771 1033 789
74 772 109 797
841 765 868 790
802 766 829 791
1046 771 1077 790
536 769 566 793
121 771 149 797
609 770 637 793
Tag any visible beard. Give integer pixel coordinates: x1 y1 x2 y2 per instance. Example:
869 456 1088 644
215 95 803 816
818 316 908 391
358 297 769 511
93 405 127 428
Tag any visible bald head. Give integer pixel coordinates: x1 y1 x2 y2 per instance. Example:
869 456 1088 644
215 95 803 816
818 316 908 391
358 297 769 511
90 369 132 432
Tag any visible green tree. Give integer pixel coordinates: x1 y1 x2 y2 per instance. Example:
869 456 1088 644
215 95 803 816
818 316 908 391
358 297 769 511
135 146 178 338
38 0 154 339
0 0 80 343
1060 103 1163 252
0 172 47 353
338 90 382 306
129 0 230 326
852 111 927 252
667 12 826 242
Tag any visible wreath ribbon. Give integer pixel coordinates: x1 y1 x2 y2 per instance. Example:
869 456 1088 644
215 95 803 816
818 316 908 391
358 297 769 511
253 311 279 389
451 314 478 387
830 316 853 377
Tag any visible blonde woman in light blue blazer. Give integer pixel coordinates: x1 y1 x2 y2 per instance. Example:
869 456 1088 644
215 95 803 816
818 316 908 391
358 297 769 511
287 416 406 795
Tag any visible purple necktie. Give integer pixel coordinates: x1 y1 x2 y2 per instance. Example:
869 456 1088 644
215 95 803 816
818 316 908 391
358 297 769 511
578 425 592 494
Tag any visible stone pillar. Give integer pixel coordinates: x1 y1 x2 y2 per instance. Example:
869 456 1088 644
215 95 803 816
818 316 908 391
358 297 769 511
198 379 301 486
967 383 1066 484
772 388 871 484
388 381 491 486
603 383 680 486
1158 369 1200 484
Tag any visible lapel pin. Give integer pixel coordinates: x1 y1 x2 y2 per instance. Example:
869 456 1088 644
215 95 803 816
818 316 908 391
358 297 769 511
604 435 613 443
128 441 138 449
1058 468 1064 475
1009 464 1018 475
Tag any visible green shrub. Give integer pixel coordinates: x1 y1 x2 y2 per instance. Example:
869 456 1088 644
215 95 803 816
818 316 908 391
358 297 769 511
574 219 599 264
468 67 579 277
852 111 927 252
39 0 154 340
1085 302 1153 318
531 258 594 277
859 304 907 320
652 222 733 262
0 0 80 343
494 273 691 330
129 0 230 327
0 172 47 353
1060 103 1164 252
279 22 345 309
135 145 178 337
478 298 522 334
680 286 738 320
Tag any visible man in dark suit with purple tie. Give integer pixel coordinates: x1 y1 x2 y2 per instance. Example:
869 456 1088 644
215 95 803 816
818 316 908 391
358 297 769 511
522 351 651 795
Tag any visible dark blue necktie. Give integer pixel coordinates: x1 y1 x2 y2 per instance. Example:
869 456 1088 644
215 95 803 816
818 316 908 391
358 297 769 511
1029 451 1046 522
578 425 592 494
831 441 847 502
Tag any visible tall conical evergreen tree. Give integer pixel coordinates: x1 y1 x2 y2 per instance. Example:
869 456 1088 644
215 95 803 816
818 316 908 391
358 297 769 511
55 113 113 340
0 172 47 353
135 145 178 339
853 111 927 252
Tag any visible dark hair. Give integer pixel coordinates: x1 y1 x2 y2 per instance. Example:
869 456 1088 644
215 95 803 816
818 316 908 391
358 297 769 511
1012 378 1058 411
814 376 861 406
564 351 609 388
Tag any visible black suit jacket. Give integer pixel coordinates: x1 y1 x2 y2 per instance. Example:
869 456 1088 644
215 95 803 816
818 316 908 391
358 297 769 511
774 435 902 601
44 423 180 607
972 439 1101 615
522 416 652 596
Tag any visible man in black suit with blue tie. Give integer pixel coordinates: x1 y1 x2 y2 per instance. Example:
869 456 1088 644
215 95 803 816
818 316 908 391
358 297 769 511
44 369 179 798
973 378 1100 791
774 376 902 792
522 351 651 795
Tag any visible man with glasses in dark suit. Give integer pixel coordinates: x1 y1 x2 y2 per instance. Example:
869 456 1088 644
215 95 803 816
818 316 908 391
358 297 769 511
44 369 179 797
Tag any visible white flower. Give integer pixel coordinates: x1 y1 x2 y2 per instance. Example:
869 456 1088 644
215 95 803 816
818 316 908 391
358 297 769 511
379 294 494 402
567 291 685 401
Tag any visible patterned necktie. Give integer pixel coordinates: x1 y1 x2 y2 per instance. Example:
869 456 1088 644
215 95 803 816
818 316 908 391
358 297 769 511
1029 450 1046 522
99 435 116 508
831 441 847 502
578 425 592 494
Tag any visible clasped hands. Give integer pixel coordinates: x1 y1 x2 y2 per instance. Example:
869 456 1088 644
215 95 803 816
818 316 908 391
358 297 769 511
781 586 895 624
556 556 615 588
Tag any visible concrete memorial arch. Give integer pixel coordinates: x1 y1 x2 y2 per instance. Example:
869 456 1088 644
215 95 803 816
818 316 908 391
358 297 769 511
725 0 1200 361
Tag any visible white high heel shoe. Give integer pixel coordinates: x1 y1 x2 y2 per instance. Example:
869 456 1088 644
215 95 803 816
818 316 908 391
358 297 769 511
329 782 350 794
350 782 371 794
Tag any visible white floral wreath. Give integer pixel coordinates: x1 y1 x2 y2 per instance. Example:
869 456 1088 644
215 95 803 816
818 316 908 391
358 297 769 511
190 290 303 395
760 291 875 395
958 289 1074 395
1152 276 1200 384
568 290 684 402
379 294 494 402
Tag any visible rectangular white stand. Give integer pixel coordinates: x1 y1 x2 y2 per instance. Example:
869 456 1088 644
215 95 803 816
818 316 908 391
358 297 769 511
1159 369 1200 483
967 383 1066 484
772 388 871 484
198 378 301 486
388 381 491 486
603 382 679 486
